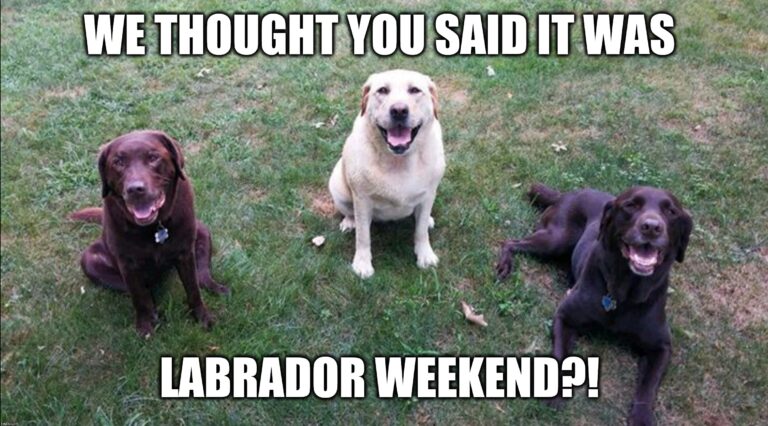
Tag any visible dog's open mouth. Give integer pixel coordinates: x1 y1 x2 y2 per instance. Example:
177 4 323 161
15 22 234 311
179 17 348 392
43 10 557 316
126 195 165 226
378 124 421 155
621 243 661 276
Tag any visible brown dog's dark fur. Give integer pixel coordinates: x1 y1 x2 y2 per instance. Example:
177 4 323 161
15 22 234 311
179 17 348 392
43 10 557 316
496 183 692 426
71 130 228 337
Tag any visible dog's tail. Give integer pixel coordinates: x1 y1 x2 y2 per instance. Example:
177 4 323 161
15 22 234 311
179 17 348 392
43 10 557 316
527 183 562 211
70 207 103 224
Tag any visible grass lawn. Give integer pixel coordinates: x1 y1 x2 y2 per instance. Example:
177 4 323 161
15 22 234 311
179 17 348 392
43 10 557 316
1 0 766 424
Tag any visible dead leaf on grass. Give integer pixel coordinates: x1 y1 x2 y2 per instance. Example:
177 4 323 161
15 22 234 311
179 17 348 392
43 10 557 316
196 68 212 78
460 300 488 327
551 141 568 152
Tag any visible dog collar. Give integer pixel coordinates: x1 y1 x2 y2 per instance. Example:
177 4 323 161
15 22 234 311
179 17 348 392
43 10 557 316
154 221 169 244
601 294 617 312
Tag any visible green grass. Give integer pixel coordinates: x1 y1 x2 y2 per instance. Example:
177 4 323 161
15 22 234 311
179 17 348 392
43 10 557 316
2 0 767 424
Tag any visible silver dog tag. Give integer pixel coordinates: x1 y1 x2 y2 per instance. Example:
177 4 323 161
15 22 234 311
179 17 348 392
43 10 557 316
155 223 169 244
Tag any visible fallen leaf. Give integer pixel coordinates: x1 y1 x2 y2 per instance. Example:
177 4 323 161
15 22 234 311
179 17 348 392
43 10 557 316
80 286 85 294
506 92 513 99
460 300 488 327
511 183 522 189
196 67 212 78
486 65 496 77
312 235 326 247
551 141 567 152
314 122 325 128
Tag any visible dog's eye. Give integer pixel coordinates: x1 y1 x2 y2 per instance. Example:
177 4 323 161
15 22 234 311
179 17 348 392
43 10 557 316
147 153 160 163
408 87 422 94
112 157 124 167
666 207 678 216
622 201 638 212
377 86 390 95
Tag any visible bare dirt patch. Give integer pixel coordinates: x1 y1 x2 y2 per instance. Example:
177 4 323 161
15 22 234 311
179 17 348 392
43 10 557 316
434 76 470 108
304 187 336 218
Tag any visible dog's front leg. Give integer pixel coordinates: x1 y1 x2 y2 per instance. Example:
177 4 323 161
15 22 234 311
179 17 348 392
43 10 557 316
414 194 438 269
351 194 374 278
177 251 213 329
120 265 158 338
628 341 670 426
547 304 579 408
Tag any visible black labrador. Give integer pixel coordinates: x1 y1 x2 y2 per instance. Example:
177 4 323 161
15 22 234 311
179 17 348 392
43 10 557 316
496 183 692 426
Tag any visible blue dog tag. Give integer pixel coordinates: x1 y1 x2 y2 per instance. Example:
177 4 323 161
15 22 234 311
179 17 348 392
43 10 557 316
601 294 617 312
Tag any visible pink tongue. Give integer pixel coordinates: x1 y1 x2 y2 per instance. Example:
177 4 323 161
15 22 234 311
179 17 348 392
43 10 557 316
387 126 412 146
133 205 153 220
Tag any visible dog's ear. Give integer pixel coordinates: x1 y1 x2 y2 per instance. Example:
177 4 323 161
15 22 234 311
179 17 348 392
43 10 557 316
598 200 615 246
675 209 693 263
360 83 371 117
97 143 112 198
157 132 186 181
429 81 439 119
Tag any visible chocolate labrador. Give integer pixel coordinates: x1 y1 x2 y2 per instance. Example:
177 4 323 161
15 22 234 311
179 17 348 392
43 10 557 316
496 183 692 426
71 130 228 337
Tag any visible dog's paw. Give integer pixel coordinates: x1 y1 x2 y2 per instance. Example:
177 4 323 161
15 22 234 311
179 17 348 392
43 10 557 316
495 258 513 281
135 310 159 339
352 255 374 279
416 245 439 269
192 305 214 330
339 217 355 233
135 319 155 339
428 216 435 229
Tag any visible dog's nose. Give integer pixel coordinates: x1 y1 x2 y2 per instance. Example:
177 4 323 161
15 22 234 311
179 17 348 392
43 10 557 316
390 103 409 121
126 181 146 196
640 217 663 237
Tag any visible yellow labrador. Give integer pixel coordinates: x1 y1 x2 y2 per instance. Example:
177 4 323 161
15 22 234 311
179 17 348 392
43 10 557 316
329 69 445 278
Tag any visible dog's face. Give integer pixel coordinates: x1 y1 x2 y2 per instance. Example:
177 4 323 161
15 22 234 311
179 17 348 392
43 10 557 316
99 130 185 226
600 187 692 276
360 69 438 155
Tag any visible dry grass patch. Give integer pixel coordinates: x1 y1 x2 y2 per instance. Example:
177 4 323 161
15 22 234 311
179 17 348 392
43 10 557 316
434 76 471 108
304 187 336 218
410 403 436 426
705 258 768 332
639 64 747 145
44 85 87 100
245 186 268 202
